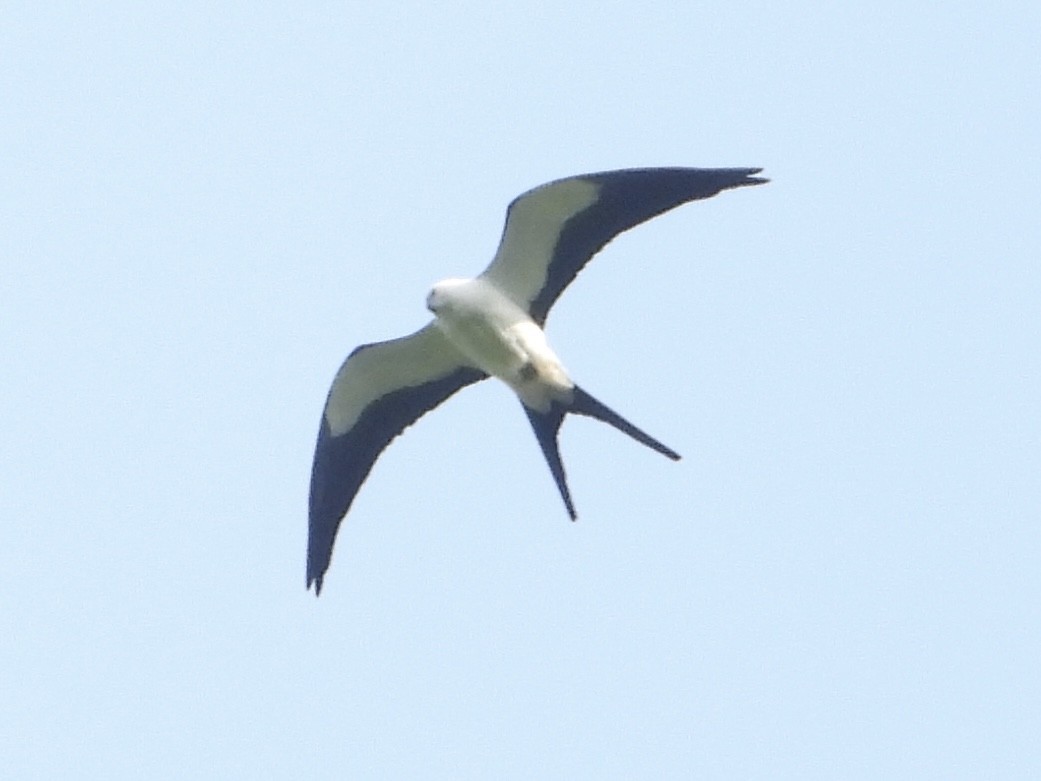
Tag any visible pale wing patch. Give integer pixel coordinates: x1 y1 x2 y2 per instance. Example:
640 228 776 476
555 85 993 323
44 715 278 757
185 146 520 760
481 178 600 310
323 323 467 436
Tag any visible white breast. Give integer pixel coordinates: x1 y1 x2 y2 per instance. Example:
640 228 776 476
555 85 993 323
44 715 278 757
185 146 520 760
430 277 573 411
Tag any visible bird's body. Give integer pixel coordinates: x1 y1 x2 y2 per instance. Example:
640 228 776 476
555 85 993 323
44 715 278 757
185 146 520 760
427 278 571 412
308 166 767 594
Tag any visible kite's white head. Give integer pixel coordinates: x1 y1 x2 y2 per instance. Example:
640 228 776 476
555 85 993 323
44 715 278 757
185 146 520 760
426 278 470 314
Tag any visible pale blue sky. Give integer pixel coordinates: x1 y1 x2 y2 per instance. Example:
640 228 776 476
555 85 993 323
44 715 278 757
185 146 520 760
3 2 1039 778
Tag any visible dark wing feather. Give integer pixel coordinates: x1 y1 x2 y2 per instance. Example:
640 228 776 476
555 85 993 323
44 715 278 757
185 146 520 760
307 327 486 594
482 167 767 324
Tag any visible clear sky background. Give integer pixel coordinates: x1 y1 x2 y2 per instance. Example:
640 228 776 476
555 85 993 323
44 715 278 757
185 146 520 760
3 2 1039 778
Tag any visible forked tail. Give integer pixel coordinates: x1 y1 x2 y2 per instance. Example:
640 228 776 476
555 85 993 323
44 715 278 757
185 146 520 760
522 385 680 520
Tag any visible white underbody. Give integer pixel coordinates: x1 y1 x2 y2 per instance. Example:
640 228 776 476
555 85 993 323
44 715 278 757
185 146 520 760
427 277 574 413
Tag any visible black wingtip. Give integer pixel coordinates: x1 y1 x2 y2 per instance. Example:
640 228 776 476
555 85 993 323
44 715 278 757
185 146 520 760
308 573 323 597
737 168 769 186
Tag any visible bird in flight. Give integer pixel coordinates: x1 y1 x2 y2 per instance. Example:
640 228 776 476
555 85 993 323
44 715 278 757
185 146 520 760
307 166 767 594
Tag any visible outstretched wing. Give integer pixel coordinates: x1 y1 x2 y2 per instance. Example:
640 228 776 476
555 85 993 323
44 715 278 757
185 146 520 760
480 167 767 324
308 323 486 594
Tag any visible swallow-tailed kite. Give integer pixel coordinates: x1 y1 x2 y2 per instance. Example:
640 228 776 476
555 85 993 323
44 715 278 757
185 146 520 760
307 166 767 593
